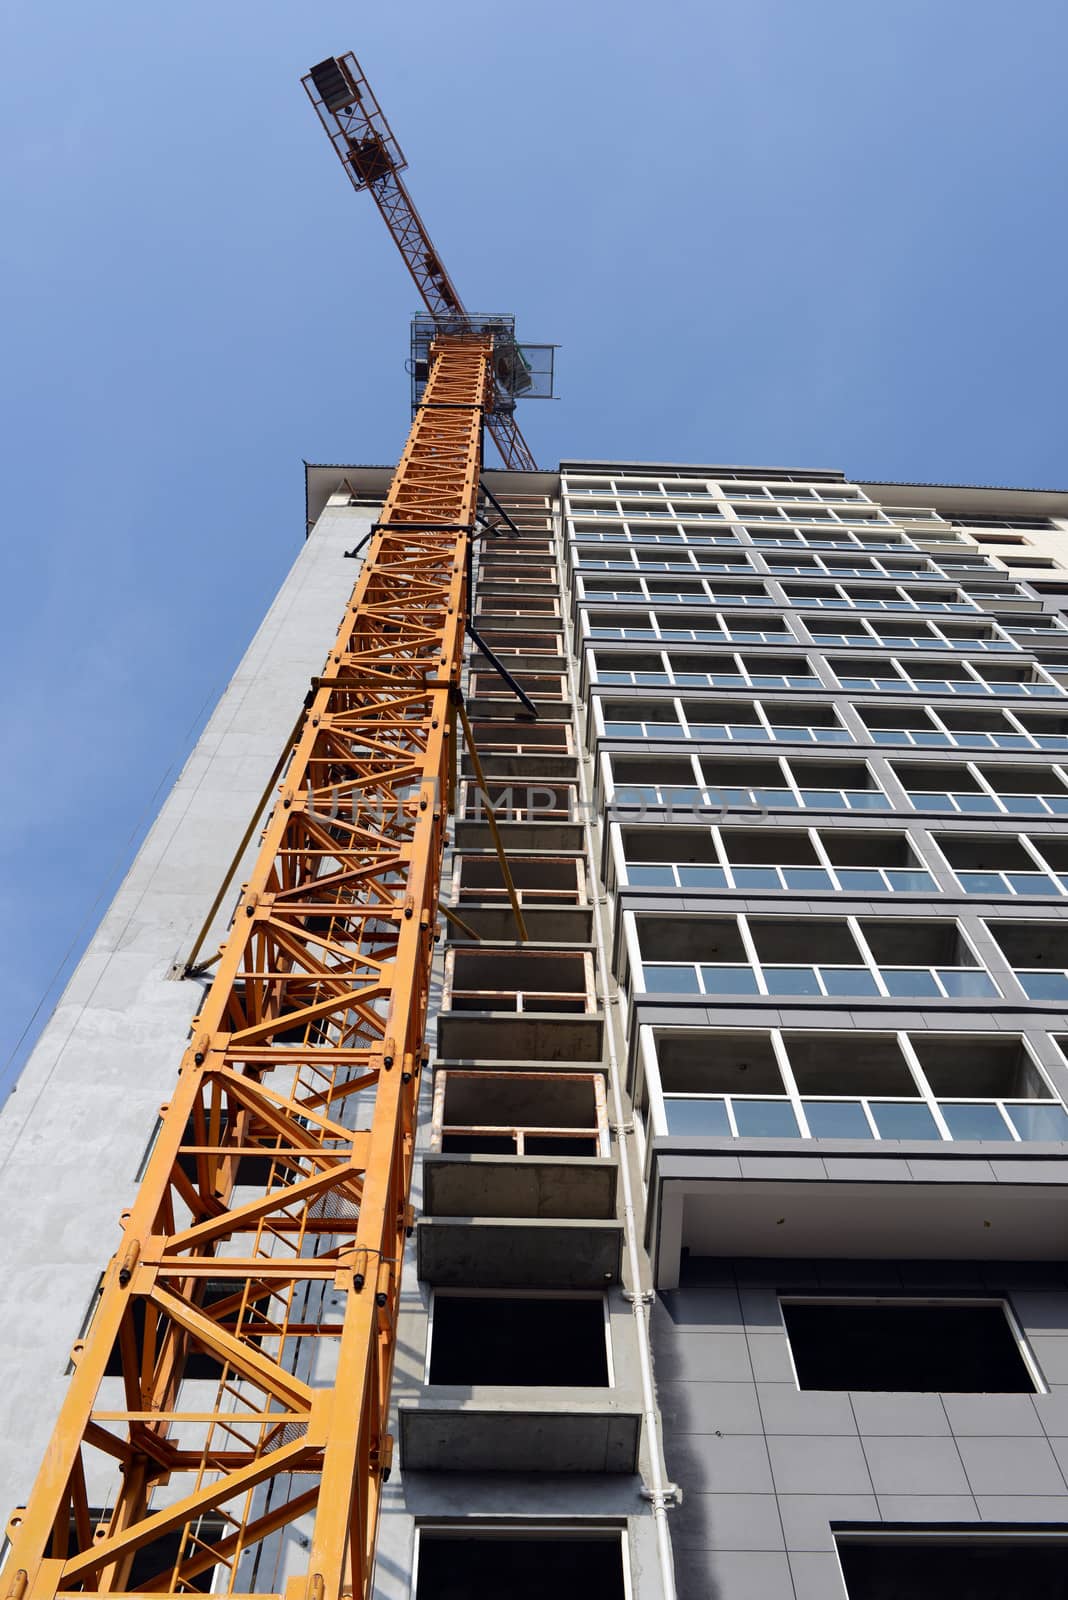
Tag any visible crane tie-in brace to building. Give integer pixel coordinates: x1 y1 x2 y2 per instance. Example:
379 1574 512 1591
5 49 553 1600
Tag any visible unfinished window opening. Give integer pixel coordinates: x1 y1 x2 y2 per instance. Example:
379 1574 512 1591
784 1032 917 1098
836 1533 1068 1599
446 948 592 1015
454 854 585 907
988 919 1068 970
431 1070 608 1157
415 1530 627 1600
428 1294 609 1386
721 828 820 866
657 1031 784 1095
987 919 1068 1004
636 915 748 965
782 1300 1038 1392
910 1034 1047 1101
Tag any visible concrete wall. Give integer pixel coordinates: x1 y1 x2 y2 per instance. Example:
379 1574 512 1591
0 499 364 1519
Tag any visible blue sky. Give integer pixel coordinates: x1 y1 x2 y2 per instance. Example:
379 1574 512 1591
1 0 1066 1096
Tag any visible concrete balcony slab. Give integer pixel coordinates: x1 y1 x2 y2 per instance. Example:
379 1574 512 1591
423 1152 618 1219
399 1391 642 1473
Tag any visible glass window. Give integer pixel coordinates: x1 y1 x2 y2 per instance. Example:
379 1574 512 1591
1009 1103 1068 1141
764 966 822 995
644 964 701 993
938 969 999 998
820 967 881 996
1017 971 1068 1000
677 865 728 888
836 868 886 892
940 1102 1012 1140
700 965 760 994
957 871 1005 895
627 865 676 886
732 866 783 891
1006 873 1060 896
882 969 941 997
783 867 834 890
803 1100 874 1138
732 1099 800 1137
872 1102 941 1140
664 1097 731 1136
885 869 936 892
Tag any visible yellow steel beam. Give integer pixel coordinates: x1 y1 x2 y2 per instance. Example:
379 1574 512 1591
5 334 491 1600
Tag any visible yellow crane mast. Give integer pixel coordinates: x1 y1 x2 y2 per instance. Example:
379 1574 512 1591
4 331 493 1599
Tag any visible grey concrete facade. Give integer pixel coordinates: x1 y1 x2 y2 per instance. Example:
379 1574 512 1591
0 496 363 1518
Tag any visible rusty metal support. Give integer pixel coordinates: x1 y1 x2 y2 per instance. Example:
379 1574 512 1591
6 334 491 1600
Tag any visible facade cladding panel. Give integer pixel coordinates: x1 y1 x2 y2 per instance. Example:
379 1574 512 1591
4 464 1068 1600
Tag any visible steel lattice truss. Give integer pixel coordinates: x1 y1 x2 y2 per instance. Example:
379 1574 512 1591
6 337 491 1600
302 53 538 473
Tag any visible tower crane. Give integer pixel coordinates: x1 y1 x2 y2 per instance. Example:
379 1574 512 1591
303 53 551 473
4 47 546 1600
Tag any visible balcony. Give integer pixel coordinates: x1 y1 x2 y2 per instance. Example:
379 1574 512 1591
399 1292 641 1473
612 822 936 897
633 1026 1068 1287
626 912 1000 1004
439 945 602 1060
418 1069 620 1289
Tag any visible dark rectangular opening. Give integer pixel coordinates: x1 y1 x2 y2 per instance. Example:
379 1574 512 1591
429 1295 609 1386
988 920 1068 969
782 1301 1036 1392
838 1534 1068 1599
637 915 747 962
416 1533 625 1600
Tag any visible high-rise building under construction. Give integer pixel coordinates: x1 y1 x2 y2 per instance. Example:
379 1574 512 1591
5 459 1068 1600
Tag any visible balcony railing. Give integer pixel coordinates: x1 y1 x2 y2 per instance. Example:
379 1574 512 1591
623 861 936 895
660 1093 1068 1143
641 960 1000 1000
954 869 1066 898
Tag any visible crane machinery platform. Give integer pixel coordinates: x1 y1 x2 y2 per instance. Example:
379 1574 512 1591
3 47 552 1600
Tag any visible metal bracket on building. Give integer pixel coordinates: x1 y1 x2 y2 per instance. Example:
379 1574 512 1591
622 1288 655 1306
640 1483 684 1508
477 479 521 538
437 900 482 942
464 543 539 720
